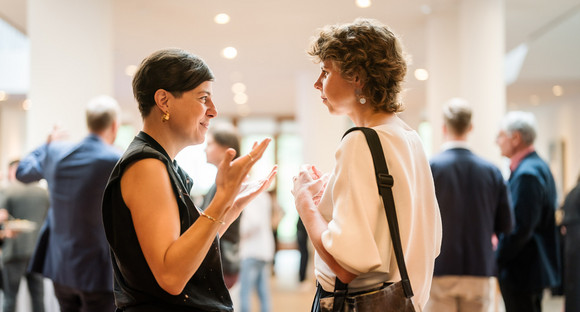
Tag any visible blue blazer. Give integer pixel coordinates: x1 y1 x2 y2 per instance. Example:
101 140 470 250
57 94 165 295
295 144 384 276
430 147 513 277
17 134 121 292
496 151 561 291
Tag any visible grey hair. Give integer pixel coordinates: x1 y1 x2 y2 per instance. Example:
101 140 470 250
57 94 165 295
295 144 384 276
500 111 537 145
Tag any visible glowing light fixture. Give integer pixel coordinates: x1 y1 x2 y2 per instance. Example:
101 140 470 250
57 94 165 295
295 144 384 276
22 99 31 110
232 82 246 94
125 65 138 76
214 13 230 24
233 93 248 105
356 0 371 8
552 85 564 97
222 47 238 59
414 68 429 81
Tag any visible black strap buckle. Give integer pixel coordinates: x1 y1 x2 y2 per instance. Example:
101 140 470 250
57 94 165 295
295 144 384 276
378 173 394 188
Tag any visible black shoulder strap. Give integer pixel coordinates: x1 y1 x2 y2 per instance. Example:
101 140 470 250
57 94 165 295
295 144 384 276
342 126 414 298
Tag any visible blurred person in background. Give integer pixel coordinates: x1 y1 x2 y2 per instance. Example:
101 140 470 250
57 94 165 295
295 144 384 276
17 95 122 312
202 125 243 289
0 159 49 312
495 111 561 312
425 99 513 312
239 191 275 312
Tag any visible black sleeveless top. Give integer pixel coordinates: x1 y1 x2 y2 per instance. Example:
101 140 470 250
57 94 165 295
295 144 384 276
102 132 232 311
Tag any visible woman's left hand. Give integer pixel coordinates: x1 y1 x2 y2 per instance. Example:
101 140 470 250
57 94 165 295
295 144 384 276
292 165 329 212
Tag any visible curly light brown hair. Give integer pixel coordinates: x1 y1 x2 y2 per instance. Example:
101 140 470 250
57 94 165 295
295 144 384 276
308 18 407 113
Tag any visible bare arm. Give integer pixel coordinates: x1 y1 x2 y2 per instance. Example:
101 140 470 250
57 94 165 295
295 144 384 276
122 138 274 295
293 165 357 284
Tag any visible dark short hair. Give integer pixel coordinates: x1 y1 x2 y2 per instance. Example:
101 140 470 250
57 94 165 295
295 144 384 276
308 18 407 113
210 127 241 160
132 48 215 117
443 98 472 135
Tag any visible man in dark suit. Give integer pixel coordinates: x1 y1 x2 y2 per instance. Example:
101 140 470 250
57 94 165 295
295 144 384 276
495 111 561 312
17 95 122 312
425 98 513 312
0 159 49 312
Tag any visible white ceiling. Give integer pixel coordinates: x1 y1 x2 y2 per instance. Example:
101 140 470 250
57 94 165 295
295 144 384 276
1 0 579 120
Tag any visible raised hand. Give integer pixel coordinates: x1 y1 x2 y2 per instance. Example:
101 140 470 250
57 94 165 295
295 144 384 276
233 166 278 213
213 138 272 215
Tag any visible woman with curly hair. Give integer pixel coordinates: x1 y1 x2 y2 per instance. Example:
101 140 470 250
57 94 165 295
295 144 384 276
292 18 442 311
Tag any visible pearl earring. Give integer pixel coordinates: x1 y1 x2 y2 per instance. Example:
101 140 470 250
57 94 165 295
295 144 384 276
359 97 367 104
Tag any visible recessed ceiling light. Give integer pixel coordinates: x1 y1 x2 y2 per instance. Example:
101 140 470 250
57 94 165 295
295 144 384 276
233 93 248 105
232 82 246 94
414 68 429 81
222 47 238 59
356 0 371 8
22 99 30 110
125 65 138 76
214 13 230 24
552 85 564 97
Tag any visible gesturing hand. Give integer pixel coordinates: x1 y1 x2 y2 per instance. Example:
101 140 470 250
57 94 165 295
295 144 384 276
233 166 278 212
214 138 272 213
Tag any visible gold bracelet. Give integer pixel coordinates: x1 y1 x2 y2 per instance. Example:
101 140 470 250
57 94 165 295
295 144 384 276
200 212 225 225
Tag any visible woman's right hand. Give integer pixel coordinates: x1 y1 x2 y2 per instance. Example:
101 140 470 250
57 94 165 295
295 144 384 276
212 138 272 218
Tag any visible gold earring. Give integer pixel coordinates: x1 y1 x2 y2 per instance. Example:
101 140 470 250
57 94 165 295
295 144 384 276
162 112 170 122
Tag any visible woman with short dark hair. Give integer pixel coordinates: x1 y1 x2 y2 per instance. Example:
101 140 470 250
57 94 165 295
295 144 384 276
102 48 276 311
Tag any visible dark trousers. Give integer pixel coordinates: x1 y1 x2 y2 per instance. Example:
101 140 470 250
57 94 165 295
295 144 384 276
499 282 543 312
53 282 115 312
297 218 309 282
2 258 45 312
565 225 580 312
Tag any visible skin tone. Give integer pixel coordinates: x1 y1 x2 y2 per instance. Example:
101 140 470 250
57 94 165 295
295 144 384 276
121 81 277 295
205 134 229 167
443 123 472 142
292 59 397 284
496 129 527 159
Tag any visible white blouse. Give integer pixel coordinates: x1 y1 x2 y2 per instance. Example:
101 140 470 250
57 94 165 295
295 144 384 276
315 116 442 309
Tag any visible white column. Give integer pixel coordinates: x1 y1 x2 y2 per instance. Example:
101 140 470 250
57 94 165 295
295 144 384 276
426 0 505 164
26 0 114 148
459 0 505 163
295 72 349 174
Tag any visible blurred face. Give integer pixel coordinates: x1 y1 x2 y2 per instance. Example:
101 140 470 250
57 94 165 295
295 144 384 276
496 130 517 158
204 134 228 166
168 81 217 146
314 60 357 115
